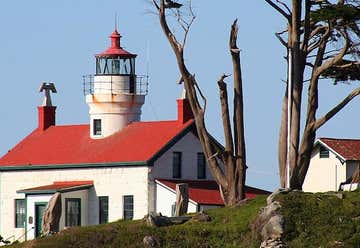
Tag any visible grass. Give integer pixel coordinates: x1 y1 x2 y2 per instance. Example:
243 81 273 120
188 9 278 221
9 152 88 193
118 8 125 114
12 191 360 247
11 196 266 248
276 190 360 248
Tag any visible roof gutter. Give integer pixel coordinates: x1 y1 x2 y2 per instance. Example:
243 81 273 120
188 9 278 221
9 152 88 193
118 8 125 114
0 161 147 171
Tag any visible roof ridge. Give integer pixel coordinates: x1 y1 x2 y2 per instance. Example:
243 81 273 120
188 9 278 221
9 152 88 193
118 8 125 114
320 137 360 141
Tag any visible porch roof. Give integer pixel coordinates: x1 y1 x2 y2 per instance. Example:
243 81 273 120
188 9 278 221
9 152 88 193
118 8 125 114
156 179 270 206
17 181 94 194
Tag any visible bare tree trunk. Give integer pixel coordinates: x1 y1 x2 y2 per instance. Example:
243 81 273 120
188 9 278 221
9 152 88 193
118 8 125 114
266 0 359 190
175 183 189 216
278 89 288 188
154 0 248 205
230 20 247 200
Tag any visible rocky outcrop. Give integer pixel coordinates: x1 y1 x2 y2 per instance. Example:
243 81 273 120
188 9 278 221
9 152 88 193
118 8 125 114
42 192 62 235
254 188 289 248
189 211 211 222
143 235 159 248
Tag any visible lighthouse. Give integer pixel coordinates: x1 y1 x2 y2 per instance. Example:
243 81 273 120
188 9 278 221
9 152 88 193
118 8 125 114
85 28 148 139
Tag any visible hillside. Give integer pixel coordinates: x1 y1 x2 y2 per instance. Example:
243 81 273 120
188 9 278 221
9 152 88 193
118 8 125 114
9 191 360 248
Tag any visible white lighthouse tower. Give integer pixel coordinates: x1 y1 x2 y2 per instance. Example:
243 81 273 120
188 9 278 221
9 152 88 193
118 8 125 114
85 28 147 139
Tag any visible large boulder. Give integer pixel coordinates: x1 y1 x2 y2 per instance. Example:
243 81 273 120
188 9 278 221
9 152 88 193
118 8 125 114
42 192 62 235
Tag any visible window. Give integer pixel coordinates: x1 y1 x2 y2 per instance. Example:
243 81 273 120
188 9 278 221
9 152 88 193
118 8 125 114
123 195 134 220
197 152 206 179
171 202 176 217
99 196 109 224
319 146 329 158
93 119 102 135
173 152 182 178
65 198 81 227
95 57 135 75
15 199 25 228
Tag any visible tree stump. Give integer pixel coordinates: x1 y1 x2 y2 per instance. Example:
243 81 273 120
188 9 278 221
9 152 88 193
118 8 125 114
175 183 188 216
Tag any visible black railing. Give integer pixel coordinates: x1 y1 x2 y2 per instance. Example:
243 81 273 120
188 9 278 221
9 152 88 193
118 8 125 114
83 75 149 96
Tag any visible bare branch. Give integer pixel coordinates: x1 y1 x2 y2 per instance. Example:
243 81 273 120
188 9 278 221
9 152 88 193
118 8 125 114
265 0 291 22
301 0 311 53
314 87 360 130
275 32 288 47
315 30 350 76
276 0 291 14
217 74 234 155
152 0 160 10
193 75 207 112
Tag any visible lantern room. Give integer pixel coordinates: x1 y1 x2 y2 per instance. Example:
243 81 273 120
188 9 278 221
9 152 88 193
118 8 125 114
95 30 137 76
84 28 148 139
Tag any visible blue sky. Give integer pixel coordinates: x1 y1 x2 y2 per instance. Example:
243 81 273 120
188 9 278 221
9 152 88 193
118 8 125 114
0 1 359 191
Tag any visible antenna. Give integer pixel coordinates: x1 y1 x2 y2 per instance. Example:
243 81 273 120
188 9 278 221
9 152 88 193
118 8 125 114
115 13 118 31
146 40 150 77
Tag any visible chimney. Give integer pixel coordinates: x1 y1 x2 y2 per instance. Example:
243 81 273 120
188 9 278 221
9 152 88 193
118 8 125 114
38 106 56 130
38 82 57 130
177 98 193 124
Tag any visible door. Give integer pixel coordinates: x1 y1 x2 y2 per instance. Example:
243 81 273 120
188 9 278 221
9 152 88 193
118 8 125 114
35 203 47 238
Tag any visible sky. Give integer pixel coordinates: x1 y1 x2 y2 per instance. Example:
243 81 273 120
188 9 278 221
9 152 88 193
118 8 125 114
0 1 359 191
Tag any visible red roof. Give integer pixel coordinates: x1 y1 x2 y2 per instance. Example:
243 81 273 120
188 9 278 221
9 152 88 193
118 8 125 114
0 120 194 167
17 181 94 193
319 138 360 160
96 29 136 58
156 179 270 205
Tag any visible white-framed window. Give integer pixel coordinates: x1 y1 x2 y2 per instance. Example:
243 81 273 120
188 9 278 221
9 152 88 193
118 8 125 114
99 196 109 224
15 199 25 228
123 195 134 220
319 146 329 158
93 119 102 135
65 198 81 227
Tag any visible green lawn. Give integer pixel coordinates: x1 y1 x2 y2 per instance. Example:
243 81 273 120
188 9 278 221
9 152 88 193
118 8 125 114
10 191 360 248
11 196 266 248
277 190 360 248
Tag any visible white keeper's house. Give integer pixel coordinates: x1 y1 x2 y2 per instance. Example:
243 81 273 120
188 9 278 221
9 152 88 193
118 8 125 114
0 27 269 242
303 138 360 192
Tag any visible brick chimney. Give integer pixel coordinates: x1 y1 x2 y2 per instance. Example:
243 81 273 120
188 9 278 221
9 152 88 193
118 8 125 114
38 106 56 130
177 89 194 124
38 82 57 130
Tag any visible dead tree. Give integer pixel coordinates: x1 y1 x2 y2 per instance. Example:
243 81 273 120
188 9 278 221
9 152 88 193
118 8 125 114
175 183 188 216
152 0 247 205
266 0 360 189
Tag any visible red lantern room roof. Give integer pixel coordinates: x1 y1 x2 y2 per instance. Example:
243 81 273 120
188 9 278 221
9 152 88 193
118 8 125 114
95 29 137 58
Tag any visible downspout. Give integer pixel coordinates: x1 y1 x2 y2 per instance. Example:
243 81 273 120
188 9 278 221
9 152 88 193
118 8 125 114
0 172 1 235
335 163 337 191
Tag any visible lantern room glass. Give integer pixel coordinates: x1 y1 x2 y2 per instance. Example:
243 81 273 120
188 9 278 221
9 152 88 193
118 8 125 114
96 57 135 75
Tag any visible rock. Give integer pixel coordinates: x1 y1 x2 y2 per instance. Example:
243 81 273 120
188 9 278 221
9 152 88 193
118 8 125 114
146 212 173 227
325 192 344 199
253 201 282 233
190 212 211 222
261 215 284 240
143 235 158 248
260 237 286 248
259 201 281 221
267 188 291 205
42 192 62 235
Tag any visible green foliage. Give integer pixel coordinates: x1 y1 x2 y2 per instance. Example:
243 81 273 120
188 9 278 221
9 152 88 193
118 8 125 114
310 4 360 23
10 196 266 248
323 60 360 82
276 190 360 248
